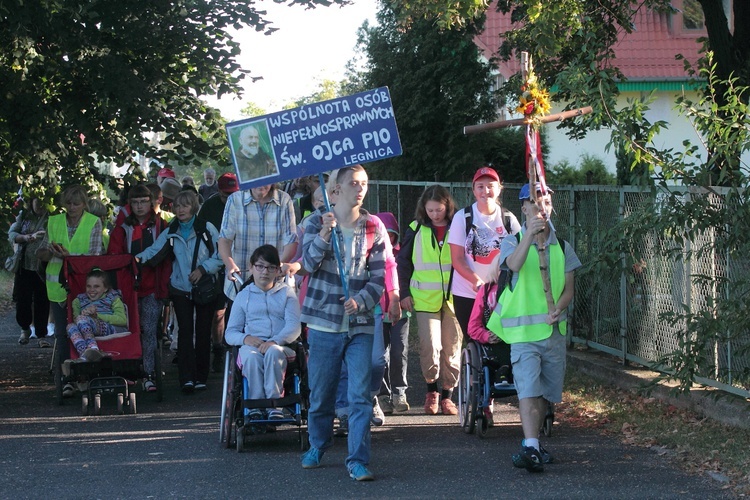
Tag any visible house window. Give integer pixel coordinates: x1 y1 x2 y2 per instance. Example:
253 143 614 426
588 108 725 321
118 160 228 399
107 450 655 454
682 0 705 30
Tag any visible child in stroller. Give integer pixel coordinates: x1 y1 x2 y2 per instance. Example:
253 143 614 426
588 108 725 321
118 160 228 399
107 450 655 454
59 254 144 413
224 245 301 421
66 267 128 362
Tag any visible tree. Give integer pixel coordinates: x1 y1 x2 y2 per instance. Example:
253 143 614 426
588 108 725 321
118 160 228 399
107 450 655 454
392 0 750 391
393 1 749 182
546 154 616 186
240 102 269 119
349 3 512 182
283 78 341 110
0 0 341 218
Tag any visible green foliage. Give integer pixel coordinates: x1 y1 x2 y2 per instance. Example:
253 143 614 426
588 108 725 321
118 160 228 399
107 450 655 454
586 62 750 392
283 79 341 110
388 0 750 390
240 102 269 118
546 154 615 186
393 1 750 181
350 3 509 182
0 0 341 225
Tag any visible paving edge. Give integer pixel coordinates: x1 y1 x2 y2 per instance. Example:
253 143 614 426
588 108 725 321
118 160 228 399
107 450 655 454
567 348 750 431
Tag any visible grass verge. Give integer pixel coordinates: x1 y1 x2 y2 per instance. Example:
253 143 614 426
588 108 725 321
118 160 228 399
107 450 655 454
560 368 750 497
0 270 14 315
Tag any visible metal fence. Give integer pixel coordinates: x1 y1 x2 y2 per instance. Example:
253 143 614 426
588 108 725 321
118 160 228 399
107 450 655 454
365 181 750 398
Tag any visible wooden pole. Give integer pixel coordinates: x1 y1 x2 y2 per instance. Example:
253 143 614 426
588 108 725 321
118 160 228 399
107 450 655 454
519 52 556 315
463 106 593 135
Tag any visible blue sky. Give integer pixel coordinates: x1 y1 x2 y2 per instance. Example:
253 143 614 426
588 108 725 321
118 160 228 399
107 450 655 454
207 0 378 122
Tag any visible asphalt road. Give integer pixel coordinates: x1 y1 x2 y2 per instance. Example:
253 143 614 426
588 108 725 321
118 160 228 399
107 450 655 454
0 311 731 499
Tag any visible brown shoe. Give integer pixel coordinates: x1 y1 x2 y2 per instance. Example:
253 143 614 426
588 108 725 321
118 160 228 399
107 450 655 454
423 391 439 415
441 398 458 415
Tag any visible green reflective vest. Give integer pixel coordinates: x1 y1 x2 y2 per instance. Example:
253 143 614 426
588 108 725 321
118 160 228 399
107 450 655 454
409 221 452 313
486 234 566 344
45 212 99 303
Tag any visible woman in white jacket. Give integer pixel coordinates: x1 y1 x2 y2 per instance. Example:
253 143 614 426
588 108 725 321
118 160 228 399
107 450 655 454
224 244 301 420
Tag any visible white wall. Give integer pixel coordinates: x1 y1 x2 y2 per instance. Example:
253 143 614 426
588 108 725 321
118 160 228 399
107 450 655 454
543 90 712 175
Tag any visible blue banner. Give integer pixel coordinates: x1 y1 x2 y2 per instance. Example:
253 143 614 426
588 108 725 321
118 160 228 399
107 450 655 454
226 87 402 190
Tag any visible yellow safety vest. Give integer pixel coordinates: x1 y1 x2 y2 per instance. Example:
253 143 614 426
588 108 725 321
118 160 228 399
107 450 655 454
45 212 99 303
486 234 566 344
409 221 452 313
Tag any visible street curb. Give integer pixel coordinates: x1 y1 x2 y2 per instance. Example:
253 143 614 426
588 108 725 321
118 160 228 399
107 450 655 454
567 348 750 430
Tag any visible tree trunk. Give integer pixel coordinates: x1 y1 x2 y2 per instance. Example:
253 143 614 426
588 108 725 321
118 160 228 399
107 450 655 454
700 0 750 94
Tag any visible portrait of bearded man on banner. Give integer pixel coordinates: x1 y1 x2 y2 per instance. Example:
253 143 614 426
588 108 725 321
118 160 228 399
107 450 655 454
233 121 278 183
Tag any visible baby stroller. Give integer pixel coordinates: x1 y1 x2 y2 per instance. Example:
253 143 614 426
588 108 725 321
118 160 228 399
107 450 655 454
56 254 162 414
219 340 309 453
458 340 554 437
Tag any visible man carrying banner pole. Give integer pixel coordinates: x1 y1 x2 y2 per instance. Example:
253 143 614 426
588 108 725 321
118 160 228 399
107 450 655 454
299 165 387 482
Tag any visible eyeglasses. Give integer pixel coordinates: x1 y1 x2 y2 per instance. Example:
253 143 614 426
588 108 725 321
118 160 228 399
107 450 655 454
253 264 279 273
130 199 152 206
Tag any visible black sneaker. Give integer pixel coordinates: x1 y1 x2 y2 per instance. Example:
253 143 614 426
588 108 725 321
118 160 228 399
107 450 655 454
495 365 512 385
511 446 544 472
514 445 554 466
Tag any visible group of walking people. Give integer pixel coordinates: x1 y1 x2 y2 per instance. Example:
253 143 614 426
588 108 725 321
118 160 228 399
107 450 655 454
7 161 580 479
296 164 580 480
8 170 238 397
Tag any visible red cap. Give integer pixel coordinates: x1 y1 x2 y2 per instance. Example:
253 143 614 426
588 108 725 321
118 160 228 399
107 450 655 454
472 166 500 184
157 167 175 179
217 173 239 193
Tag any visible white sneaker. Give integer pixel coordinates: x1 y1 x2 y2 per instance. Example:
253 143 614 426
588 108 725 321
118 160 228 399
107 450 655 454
371 397 385 426
47 323 55 336
392 394 410 412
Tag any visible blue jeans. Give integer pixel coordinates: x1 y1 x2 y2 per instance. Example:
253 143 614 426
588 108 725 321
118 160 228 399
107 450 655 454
380 317 410 397
335 314 386 414
307 328 373 469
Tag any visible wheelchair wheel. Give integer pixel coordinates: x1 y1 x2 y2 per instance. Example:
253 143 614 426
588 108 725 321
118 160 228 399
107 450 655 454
478 414 490 438
299 430 310 451
458 343 481 434
542 402 554 437
220 349 237 448
236 425 245 453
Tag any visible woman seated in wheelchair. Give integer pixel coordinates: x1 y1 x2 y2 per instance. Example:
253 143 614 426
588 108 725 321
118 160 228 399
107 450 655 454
67 267 128 362
224 244 301 421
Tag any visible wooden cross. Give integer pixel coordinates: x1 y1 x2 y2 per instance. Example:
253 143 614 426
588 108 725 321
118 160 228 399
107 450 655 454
463 52 592 316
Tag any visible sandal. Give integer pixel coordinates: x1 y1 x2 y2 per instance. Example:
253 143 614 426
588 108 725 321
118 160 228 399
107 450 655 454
144 379 157 392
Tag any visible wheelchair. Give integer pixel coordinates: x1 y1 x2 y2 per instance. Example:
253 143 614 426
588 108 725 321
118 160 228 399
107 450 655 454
219 341 309 453
458 340 554 437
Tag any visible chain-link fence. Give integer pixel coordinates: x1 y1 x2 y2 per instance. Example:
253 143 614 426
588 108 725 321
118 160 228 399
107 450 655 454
365 181 750 398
